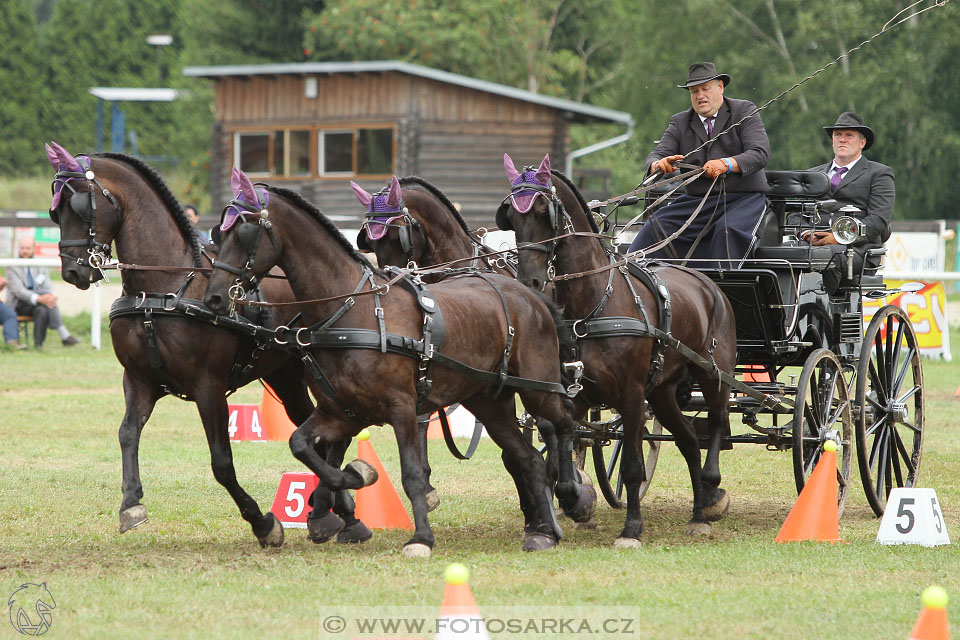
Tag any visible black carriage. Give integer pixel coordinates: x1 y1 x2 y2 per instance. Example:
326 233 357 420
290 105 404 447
582 170 923 517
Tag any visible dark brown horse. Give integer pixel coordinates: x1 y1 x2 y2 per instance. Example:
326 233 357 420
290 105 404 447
354 176 510 277
499 153 738 544
45 142 369 547
203 167 580 556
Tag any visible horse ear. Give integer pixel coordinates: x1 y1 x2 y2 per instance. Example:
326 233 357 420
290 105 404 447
231 167 258 204
387 176 402 206
46 141 79 171
350 181 373 207
536 153 551 184
503 153 521 183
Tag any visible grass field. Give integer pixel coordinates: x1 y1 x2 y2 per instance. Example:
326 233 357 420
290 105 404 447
1 324 958 639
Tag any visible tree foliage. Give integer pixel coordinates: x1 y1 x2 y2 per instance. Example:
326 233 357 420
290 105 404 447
0 0 957 220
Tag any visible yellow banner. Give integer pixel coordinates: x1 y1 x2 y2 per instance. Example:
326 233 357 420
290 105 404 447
862 280 952 360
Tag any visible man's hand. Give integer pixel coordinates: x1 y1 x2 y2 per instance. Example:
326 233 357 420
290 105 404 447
702 157 739 178
37 293 57 308
808 231 838 246
651 154 683 175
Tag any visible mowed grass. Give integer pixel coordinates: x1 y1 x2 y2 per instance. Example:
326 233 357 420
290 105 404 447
1 326 959 639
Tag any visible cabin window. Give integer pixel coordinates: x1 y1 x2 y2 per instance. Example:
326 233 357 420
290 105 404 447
234 132 270 175
319 126 395 177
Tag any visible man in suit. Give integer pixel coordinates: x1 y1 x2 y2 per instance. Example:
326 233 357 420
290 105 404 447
791 112 894 294
5 235 79 348
629 62 770 267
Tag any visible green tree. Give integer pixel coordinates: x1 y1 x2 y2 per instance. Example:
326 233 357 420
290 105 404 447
0 0 47 174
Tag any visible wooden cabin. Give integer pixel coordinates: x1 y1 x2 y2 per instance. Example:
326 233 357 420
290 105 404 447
183 61 632 229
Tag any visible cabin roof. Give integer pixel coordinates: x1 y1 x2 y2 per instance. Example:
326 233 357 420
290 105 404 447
182 60 632 126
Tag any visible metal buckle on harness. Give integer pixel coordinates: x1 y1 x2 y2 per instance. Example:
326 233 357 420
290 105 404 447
134 291 146 309
163 293 177 312
572 319 588 339
374 307 384 318
274 325 291 345
562 360 584 398
295 327 311 347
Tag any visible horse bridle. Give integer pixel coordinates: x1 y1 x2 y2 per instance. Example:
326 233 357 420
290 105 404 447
51 156 119 278
363 211 425 267
211 187 280 312
501 178 573 289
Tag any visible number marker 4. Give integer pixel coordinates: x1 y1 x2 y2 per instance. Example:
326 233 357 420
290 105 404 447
876 488 950 547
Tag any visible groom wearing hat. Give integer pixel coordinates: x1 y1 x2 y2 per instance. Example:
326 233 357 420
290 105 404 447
629 62 770 268
790 111 895 294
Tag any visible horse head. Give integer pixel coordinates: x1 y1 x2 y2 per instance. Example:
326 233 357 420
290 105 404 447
498 153 566 292
353 176 427 267
45 141 122 289
204 167 280 315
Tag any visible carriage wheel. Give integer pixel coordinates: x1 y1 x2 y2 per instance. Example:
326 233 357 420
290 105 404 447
798 302 835 352
855 305 924 517
589 416 662 509
791 348 853 517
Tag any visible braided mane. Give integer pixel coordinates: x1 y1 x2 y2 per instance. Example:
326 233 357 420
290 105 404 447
97 153 201 267
550 169 598 234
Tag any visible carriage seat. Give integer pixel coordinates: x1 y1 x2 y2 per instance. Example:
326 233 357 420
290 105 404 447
765 170 831 199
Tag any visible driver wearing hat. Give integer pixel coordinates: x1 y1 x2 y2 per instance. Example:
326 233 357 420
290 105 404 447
629 62 771 268
789 111 895 294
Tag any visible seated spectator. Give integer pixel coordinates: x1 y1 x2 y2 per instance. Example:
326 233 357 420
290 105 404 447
5 235 79 349
184 204 211 243
0 276 26 350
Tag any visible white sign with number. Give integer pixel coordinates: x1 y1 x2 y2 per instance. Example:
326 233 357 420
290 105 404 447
876 488 950 547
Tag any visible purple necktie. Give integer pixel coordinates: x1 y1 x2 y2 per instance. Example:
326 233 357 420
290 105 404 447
830 166 848 192
705 117 715 137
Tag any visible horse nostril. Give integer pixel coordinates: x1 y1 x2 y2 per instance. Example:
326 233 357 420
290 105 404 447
531 278 542 291
205 294 222 310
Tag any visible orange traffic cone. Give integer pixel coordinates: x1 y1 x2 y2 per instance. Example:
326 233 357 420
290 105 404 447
435 564 488 640
775 440 842 543
954 382 960 398
909 586 950 640
355 430 414 530
743 364 771 383
260 383 298 441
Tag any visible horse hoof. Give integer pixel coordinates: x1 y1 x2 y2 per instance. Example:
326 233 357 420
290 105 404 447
402 543 432 558
425 488 440 512
257 514 285 548
686 521 712 537
614 537 642 549
561 484 597 524
576 468 594 487
345 459 378 487
336 520 373 544
307 510 345 543
704 490 730 522
118 504 148 533
522 534 557 551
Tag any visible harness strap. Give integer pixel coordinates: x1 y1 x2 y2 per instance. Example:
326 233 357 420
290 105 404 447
439 408 483 460
471 272 515 397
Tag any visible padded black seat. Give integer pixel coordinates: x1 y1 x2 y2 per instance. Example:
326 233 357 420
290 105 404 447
765 170 830 198
751 244 836 266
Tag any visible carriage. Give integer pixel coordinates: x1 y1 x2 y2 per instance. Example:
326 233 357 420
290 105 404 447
578 168 923 517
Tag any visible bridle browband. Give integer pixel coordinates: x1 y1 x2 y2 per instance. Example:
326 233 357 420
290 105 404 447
211 185 280 311
500 177 572 289
51 156 120 280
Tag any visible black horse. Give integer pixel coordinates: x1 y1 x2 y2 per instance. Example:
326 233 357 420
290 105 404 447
499 153 738 544
45 141 369 547
203 167 581 556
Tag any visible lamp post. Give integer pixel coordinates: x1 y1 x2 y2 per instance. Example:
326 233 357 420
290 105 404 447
146 34 173 84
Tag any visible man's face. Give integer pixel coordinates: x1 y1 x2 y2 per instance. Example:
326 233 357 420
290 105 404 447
18 237 35 259
832 129 866 164
185 208 199 226
689 79 724 117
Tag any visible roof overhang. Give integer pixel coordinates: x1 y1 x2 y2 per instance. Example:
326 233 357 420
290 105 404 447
89 87 182 102
183 60 632 126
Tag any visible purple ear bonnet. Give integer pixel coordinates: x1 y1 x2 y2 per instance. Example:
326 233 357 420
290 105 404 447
220 187 270 231
357 178 406 241
504 153 551 213
46 142 88 212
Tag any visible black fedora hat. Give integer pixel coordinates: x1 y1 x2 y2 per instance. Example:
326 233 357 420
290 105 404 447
677 62 731 89
823 111 874 150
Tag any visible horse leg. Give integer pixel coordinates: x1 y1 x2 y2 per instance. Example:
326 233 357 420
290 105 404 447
695 370 732 521
469 398 562 552
613 400 648 547
118 372 160 533
390 412 438 558
304 437 373 544
416 416 440 511
648 383 712 536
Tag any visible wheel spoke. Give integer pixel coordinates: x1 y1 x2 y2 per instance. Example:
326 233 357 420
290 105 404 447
875 428 890 498
896 384 921 405
868 359 888 406
606 439 622 480
890 433 904 487
804 448 818 476
865 413 888 438
837 467 848 488
900 418 920 434
885 316 896 389
892 427 916 481
891 345 915 397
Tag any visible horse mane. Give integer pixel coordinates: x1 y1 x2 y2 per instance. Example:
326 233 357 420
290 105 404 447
550 169 598 234
399 176 470 234
97 152 202 267
266 186 375 269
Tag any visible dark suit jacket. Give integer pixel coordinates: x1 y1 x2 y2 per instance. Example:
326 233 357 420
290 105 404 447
795 157 894 246
645 97 770 196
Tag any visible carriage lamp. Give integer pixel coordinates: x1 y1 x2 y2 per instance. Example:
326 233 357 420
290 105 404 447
831 214 864 245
